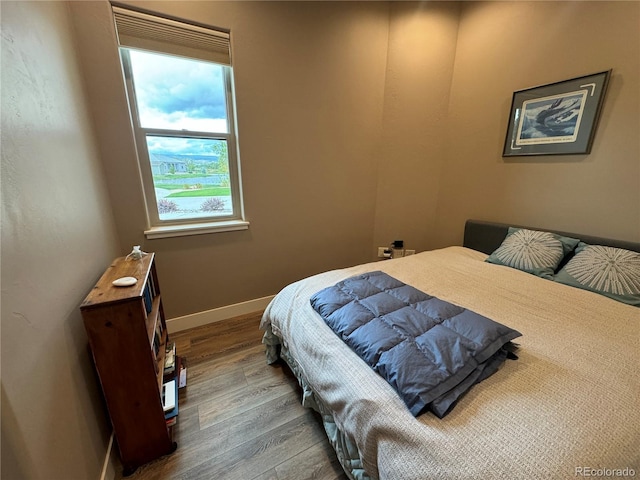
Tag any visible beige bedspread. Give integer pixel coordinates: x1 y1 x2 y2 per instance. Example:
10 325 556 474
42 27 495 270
260 247 639 479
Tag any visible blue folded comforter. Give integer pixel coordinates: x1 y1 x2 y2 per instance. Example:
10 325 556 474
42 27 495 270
310 271 521 418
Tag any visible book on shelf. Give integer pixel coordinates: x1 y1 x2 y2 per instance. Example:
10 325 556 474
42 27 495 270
163 355 187 389
178 356 187 389
143 281 153 314
163 378 179 421
163 354 179 382
154 322 163 347
152 332 161 357
148 273 157 298
161 380 176 412
156 316 164 335
163 342 176 375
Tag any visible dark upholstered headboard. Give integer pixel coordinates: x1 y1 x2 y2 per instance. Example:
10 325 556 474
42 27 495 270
463 219 640 255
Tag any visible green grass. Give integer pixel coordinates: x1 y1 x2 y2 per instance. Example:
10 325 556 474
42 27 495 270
167 187 231 198
154 184 190 190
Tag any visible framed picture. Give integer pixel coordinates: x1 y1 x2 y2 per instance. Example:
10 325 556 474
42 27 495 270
503 70 611 157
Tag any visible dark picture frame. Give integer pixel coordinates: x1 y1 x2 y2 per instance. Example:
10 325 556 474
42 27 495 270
503 70 611 157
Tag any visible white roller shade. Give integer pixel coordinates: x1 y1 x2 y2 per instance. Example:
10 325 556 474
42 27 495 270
112 6 231 65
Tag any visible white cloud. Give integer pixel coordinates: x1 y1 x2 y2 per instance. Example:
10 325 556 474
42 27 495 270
129 49 228 133
146 136 224 155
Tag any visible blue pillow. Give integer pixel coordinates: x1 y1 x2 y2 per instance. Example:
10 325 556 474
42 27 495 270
554 242 640 307
486 227 579 279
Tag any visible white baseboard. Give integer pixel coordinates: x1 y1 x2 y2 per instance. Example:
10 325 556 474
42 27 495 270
166 295 275 333
100 433 116 480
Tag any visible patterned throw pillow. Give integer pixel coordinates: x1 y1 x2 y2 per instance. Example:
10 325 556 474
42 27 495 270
554 243 640 306
485 227 579 279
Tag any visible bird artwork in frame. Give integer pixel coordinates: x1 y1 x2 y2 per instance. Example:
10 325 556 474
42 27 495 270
503 70 611 157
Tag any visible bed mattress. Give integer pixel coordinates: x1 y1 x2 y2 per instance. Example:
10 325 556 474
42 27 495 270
260 247 639 479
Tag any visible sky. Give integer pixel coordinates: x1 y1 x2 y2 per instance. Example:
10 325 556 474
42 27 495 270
129 49 229 155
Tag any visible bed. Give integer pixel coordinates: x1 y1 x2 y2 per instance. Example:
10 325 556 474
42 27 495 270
260 220 639 479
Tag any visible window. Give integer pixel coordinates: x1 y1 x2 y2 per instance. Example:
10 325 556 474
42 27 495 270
113 6 247 238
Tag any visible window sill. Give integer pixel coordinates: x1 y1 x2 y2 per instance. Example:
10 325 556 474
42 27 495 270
144 220 249 239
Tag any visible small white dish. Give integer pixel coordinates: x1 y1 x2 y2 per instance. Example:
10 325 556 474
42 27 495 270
112 276 138 287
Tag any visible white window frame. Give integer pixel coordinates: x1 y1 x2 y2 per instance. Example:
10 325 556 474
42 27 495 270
112 6 248 239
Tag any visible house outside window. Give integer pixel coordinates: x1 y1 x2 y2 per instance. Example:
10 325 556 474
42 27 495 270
113 6 247 238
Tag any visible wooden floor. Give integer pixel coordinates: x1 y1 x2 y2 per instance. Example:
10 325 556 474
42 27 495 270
116 312 347 480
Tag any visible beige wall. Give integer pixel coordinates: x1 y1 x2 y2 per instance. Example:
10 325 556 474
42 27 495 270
1 1 121 479
433 1 640 248
374 2 460 253
70 1 391 319
70 0 640 319
2 2 638 477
